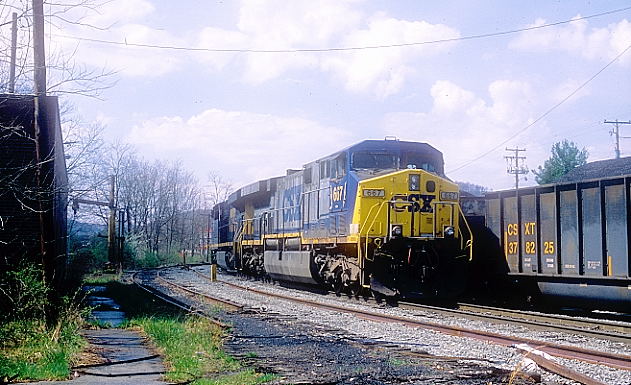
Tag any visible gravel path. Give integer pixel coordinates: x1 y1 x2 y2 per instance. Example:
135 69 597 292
159 266 631 385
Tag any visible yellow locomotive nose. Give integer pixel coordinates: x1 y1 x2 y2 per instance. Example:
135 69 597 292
351 169 462 240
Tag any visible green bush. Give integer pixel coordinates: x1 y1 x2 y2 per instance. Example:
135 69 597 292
134 250 181 268
0 265 48 323
0 266 86 381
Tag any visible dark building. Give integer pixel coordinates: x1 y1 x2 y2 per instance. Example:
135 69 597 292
558 156 631 183
0 94 68 288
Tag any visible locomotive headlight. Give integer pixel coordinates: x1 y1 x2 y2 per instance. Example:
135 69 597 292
408 174 420 191
391 224 403 237
444 226 455 238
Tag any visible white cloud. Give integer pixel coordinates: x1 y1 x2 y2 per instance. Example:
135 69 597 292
49 0 184 77
82 0 155 27
321 15 460 98
195 1 461 96
126 108 355 186
45 0 462 94
197 0 362 84
510 17 631 65
382 79 555 189
195 27 248 71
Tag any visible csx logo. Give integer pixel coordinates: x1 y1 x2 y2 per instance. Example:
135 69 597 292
393 194 435 213
506 222 536 236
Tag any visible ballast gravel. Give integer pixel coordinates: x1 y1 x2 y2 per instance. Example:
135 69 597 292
159 266 631 385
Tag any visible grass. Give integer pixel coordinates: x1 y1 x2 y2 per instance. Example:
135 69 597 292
0 267 87 382
128 316 271 384
0 314 85 382
82 273 121 284
103 280 273 384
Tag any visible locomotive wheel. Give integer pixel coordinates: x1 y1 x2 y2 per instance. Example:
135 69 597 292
349 280 362 298
333 279 343 296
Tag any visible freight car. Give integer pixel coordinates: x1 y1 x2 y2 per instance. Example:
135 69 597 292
210 139 473 299
484 175 631 308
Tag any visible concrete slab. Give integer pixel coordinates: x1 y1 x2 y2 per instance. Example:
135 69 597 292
26 329 167 385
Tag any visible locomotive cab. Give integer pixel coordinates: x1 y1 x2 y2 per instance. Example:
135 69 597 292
352 169 473 298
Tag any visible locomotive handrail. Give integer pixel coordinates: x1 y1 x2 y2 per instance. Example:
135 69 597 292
455 204 474 261
358 200 389 262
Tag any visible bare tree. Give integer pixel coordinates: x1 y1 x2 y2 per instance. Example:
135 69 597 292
206 171 232 209
0 1 116 97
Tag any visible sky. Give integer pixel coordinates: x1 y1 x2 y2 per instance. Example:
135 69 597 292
5 0 631 191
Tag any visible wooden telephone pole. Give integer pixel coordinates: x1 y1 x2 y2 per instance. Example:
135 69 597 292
9 12 17 92
73 176 120 271
505 147 528 190
604 119 631 159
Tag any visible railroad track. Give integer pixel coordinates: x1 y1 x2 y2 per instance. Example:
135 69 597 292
188 265 631 342
130 269 236 328
396 301 631 343
143 265 631 385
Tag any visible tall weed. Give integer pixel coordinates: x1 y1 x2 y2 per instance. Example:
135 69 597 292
0 266 87 381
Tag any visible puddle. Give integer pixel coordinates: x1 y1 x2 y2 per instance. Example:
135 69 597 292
84 285 126 327
90 310 127 327
87 296 121 310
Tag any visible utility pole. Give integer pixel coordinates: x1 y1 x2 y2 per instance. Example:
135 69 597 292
604 119 631 159
207 212 211 263
9 12 17 93
72 176 119 271
33 0 46 95
505 147 528 190
108 175 117 270
31 0 55 319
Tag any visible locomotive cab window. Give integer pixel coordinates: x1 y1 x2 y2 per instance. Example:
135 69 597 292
319 161 329 179
402 153 437 173
329 154 347 179
351 151 397 170
303 167 312 184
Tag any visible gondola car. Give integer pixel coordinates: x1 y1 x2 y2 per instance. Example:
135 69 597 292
210 139 473 299
484 175 631 309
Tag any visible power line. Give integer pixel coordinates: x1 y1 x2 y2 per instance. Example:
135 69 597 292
447 42 631 174
50 6 631 53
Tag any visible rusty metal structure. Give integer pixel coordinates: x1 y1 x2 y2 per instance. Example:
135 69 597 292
0 94 68 289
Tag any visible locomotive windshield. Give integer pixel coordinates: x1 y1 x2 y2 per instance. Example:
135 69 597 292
351 152 397 170
351 151 438 173
402 153 437 172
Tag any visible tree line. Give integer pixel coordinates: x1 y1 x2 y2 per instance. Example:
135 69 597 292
69 137 231 267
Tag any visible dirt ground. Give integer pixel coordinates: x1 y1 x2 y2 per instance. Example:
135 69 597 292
220 308 535 385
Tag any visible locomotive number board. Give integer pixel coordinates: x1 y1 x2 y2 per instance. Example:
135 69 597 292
363 188 385 197
440 191 459 201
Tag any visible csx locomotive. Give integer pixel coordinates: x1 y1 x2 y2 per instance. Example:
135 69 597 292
210 139 473 298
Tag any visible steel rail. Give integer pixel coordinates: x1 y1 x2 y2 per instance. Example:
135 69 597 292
194 265 631 341
392 301 631 343
183 268 631 373
457 302 631 336
131 270 231 328
155 269 244 311
311 290 631 342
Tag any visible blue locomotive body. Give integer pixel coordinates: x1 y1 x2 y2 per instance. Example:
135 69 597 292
210 139 471 298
